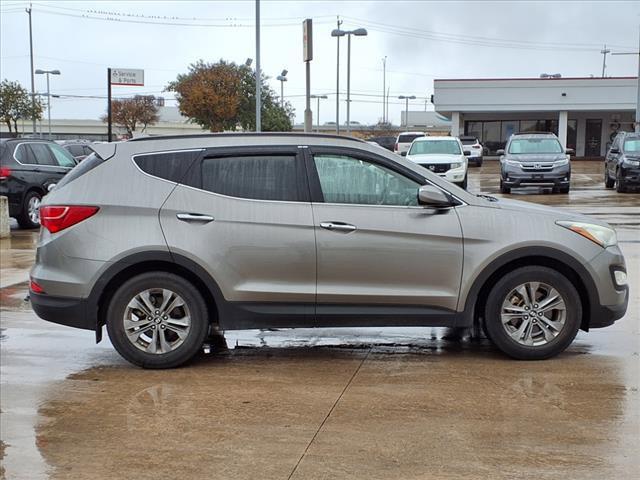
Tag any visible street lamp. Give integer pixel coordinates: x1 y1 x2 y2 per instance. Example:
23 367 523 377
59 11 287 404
332 27 367 134
310 94 328 132
398 95 416 127
276 69 288 108
35 69 60 140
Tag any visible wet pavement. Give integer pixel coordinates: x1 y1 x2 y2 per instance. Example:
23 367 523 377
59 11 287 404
0 161 638 479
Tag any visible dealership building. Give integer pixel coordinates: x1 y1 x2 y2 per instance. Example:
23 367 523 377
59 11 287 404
430 76 638 157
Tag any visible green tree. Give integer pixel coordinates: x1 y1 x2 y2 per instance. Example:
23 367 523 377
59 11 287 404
167 60 293 132
0 79 43 135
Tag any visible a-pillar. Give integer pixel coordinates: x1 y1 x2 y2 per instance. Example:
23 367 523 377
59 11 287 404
451 112 463 137
558 111 568 149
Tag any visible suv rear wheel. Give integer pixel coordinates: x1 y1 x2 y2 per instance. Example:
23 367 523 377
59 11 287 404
106 272 209 368
17 190 42 229
483 266 581 360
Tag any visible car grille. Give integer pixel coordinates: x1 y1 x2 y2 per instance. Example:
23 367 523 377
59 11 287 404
421 163 450 173
520 162 555 171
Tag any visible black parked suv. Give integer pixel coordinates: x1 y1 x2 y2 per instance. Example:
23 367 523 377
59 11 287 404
0 138 77 228
605 131 640 193
498 132 573 194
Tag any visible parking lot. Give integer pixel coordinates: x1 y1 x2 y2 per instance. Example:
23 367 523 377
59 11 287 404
1 160 638 480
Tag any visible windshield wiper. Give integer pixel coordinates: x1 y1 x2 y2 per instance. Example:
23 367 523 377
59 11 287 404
476 194 498 202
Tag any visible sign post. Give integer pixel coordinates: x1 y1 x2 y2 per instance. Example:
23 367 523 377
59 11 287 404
107 68 145 142
303 19 313 133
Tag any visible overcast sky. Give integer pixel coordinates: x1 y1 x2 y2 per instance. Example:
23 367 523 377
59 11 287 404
1 0 639 126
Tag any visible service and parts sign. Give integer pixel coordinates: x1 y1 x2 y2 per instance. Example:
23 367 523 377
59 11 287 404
110 68 144 86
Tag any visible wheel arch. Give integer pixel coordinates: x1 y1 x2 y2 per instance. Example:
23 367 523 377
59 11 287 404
89 250 224 342
462 247 597 332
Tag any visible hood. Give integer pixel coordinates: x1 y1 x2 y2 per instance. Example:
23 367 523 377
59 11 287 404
406 153 463 164
494 197 610 227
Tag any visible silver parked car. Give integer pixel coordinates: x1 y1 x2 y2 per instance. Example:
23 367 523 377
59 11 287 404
30 134 628 368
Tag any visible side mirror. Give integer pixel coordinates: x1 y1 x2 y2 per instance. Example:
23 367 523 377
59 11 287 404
609 147 620 154
418 185 453 208
496 149 505 156
400 151 407 157
47 183 56 193
565 148 575 156
463 150 471 156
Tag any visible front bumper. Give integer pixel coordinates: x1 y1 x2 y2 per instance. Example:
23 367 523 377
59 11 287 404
585 245 629 329
502 164 570 188
30 291 94 330
620 165 640 184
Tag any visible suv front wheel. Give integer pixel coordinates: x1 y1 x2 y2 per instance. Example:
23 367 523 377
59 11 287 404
106 272 209 368
483 266 581 360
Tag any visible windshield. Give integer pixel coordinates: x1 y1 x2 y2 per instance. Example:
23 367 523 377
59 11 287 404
623 138 640 153
398 134 424 143
508 138 563 154
409 140 461 156
460 138 478 145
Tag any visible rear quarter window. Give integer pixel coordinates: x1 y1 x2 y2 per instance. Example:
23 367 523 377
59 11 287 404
134 150 202 184
54 152 105 190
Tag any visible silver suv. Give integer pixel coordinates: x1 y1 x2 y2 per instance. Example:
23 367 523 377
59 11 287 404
30 134 628 368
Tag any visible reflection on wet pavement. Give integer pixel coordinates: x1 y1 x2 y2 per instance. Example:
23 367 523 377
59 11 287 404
0 161 638 479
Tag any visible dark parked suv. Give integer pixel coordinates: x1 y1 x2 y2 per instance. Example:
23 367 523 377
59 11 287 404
498 132 572 194
605 131 640 193
0 138 77 228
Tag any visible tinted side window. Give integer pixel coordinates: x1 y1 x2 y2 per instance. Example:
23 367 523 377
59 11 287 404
14 144 37 164
66 145 84 156
48 144 77 167
201 155 303 202
134 150 201 184
28 143 56 165
314 154 419 206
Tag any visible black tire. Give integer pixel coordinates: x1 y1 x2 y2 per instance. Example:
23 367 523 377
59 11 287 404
499 180 511 194
616 169 627 193
457 175 468 189
106 272 209 368
476 158 483 167
604 167 615 189
558 186 570 194
484 266 581 360
17 190 42 229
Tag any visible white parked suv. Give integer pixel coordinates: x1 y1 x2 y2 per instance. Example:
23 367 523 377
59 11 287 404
406 136 469 188
394 131 425 156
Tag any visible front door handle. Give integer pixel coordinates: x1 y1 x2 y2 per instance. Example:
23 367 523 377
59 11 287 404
176 213 214 223
320 222 357 233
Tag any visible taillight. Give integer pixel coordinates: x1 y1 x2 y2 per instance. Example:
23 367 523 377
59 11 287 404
30 279 45 294
40 205 99 233
0 166 10 180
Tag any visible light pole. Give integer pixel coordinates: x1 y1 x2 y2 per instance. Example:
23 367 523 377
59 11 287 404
255 0 261 132
332 27 367 134
398 95 416 128
276 69 288 108
382 56 387 124
35 69 60 140
310 95 327 132
332 17 343 134
612 27 640 132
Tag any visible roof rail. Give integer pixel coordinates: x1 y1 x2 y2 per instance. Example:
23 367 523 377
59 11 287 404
128 132 366 143
512 131 556 136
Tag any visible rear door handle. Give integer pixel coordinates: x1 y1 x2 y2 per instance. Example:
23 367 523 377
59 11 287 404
320 222 357 233
176 213 214 223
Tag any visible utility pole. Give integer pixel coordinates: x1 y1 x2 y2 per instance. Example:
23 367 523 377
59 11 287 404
26 4 36 135
303 19 313 133
386 85 390 126
382 56 387 123
107 68 112 142
600 44 610 78
255 0 261 132
335 16 342 134
612 26 640 132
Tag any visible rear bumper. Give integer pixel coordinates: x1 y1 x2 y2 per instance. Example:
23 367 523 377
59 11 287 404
30 292 94 331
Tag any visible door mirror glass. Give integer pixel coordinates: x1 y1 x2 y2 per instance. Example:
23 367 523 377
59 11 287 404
418 185 452 208
496 149 505 156
609 147 620 154
565 148 575 156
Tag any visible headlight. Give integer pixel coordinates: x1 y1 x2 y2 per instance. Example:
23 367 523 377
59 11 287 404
554 158 569 166
451 162 463 169
556 221 617 248
623 157 640 167
505 159 521 166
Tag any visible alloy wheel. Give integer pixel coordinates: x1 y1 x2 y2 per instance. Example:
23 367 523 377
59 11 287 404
28 196 41 225
500 282 567 346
